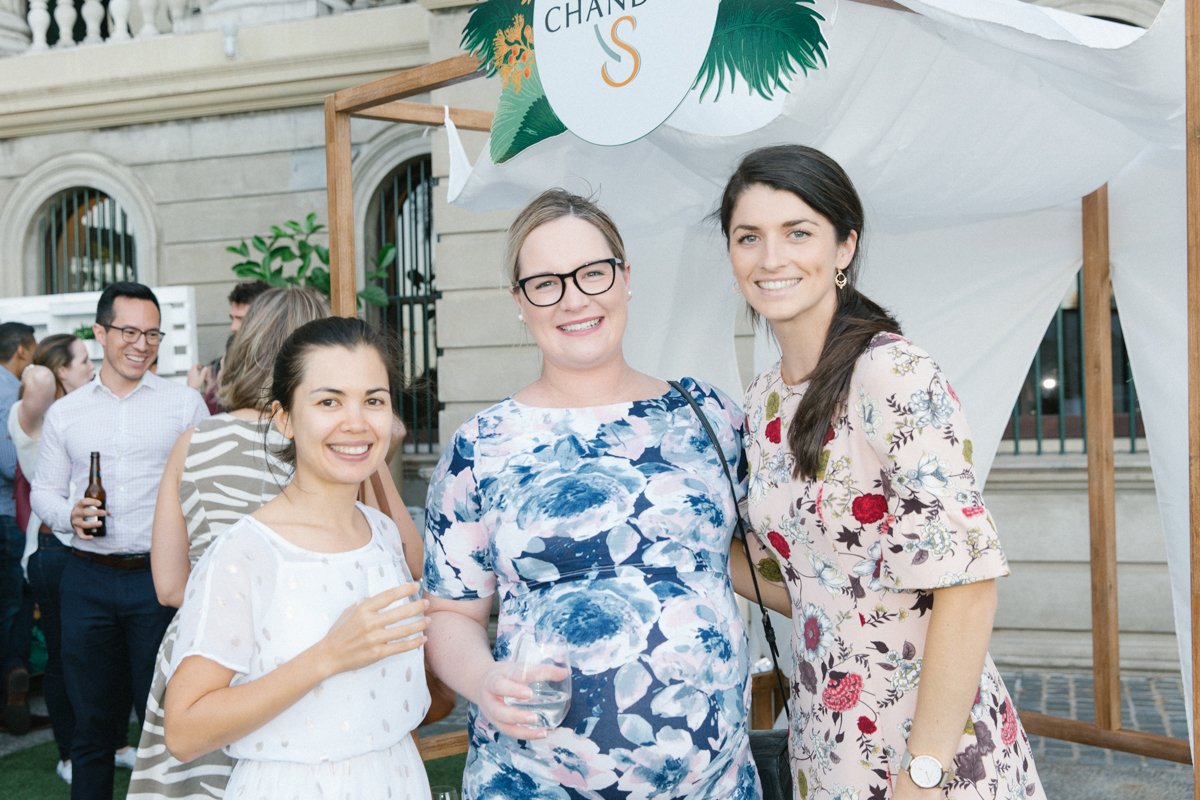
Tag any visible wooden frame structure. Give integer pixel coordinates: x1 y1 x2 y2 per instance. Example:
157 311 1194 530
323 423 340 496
323 2 1200 787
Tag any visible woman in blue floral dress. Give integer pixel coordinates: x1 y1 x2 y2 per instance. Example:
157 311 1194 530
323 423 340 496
424 189 761 800
718 146 1046 800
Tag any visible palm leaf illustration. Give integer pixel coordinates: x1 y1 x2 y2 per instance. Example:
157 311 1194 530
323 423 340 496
695 0 827 101
461 0 527 75
491 63 567 163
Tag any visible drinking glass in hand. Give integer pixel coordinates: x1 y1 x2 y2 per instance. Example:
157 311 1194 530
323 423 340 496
504 632 572 729
430 786 460 800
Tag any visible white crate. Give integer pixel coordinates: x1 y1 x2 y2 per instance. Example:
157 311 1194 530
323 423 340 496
0 286 199 381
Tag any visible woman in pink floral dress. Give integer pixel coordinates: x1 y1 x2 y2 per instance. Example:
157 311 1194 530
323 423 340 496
718 145 1046 800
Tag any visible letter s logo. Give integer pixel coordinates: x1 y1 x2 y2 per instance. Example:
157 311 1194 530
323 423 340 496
600 16 641 88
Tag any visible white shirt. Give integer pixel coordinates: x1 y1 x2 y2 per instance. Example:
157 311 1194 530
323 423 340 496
7 401 75 574
30 370 209 555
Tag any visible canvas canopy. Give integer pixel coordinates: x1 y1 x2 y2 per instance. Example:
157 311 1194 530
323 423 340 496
445 0 1191 731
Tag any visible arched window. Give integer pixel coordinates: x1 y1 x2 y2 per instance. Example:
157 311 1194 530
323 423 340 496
38 186 137 294
365 156 438 452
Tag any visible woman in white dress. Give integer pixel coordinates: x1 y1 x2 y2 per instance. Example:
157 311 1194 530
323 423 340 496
162 316 431 799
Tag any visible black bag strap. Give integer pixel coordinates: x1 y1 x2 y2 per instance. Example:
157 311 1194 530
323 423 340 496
668 380 790 721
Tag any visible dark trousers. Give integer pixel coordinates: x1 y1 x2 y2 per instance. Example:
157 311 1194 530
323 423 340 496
61 555 173 800
0 514 32 678
27 534 76 760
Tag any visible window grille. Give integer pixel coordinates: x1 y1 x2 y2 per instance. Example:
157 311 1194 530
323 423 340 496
39 186 137 294
369 156 439 453
1003 271 1142 454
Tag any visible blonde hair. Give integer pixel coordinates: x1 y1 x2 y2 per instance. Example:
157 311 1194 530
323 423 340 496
504 189 627 288
217 286 330 412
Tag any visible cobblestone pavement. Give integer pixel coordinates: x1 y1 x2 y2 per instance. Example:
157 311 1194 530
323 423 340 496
5 670 1195 798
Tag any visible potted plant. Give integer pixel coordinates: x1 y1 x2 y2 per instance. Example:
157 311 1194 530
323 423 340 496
226 213 392 309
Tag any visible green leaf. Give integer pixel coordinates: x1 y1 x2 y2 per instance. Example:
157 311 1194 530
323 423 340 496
695 0 827 101
304 212 320 234
226 242 250 258
365 268 391 282
233 263 264 279
286 219 303 233
375 243 397 270
358 285 390 308
274 247 298 263
756 557 783 583
270 225 286 239
307 267 331 295
314 245 330 266
491 64 567 163
460 0 526 77
251 235 270 255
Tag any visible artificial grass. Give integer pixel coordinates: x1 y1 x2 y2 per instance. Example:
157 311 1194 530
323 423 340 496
0 727 466 799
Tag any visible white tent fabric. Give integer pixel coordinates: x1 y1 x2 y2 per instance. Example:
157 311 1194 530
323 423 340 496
446 0 1190 728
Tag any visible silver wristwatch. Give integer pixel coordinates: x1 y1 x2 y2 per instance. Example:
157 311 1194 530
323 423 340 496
900 750 954 789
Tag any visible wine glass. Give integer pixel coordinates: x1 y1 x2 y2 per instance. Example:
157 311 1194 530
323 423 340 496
429 787 460 800
504 631 572 729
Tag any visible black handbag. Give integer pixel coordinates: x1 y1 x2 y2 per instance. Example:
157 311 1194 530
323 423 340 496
668 382 792 800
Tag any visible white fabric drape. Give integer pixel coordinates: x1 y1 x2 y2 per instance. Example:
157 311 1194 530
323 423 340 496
446 0 1191 731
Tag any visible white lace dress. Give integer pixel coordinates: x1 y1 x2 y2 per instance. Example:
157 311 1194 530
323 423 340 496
169 504 431 800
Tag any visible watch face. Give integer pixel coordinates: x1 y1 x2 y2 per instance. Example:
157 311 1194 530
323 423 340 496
908 755 944 789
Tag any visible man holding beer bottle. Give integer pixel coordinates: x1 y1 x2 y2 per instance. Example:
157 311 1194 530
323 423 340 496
31 283 208 800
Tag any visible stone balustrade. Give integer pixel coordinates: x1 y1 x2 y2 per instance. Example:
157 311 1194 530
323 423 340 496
3 0 400 53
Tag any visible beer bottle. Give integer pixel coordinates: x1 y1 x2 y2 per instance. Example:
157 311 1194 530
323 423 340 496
84 451 107 537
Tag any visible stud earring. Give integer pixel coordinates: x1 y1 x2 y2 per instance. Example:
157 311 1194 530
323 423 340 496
517 313 524 322
627 291 633 299
835 268 848 290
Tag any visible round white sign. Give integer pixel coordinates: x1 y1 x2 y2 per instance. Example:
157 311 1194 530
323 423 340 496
532 0 721 146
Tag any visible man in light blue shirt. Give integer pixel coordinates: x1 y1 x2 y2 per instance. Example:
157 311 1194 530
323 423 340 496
32 284 208 799
0 321 35 735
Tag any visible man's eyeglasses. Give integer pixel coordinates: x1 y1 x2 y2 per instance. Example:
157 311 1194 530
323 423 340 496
101 324 165 346
514 258 622 307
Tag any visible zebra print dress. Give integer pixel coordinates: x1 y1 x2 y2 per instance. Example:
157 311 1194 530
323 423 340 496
128 415 289 800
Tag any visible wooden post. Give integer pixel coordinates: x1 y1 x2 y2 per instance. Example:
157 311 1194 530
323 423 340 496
1081 185 1121 731
324 95 356 317
1185 0 1200 794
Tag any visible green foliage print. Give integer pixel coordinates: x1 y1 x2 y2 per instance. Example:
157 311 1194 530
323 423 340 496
696 0 827 101
459 0 829 162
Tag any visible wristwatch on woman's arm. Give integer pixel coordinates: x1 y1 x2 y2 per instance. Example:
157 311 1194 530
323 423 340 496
900 750 954 789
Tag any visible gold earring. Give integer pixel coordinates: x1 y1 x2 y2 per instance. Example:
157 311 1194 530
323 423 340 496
835 268 848 290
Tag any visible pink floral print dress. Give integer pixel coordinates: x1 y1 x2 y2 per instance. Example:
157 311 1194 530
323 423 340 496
743 334 1046 800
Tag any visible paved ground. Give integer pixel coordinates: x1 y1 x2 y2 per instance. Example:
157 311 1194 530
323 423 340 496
4 669 1193 798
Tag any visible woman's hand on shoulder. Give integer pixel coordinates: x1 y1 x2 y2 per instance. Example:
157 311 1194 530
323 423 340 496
476 662 550 740
313 582 429 677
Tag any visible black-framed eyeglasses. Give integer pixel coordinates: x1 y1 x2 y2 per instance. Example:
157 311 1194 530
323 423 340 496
514 258 623 307
101 324 165 346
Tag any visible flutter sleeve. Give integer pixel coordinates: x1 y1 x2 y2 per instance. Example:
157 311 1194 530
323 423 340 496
852 336 1010 591
168 523 262 679
423 418 495 600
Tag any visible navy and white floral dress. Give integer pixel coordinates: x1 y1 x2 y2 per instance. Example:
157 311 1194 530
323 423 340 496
424 378 761 800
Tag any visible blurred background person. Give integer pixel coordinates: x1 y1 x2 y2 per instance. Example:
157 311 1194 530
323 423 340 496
7 334 95 779
0 320 37 736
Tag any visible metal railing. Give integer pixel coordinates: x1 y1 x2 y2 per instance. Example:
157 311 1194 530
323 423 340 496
38 186 136 293
372 156 440 454
1003 271 1142 455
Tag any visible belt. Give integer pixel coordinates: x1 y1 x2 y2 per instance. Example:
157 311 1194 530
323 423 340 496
38 523 53 536
69 548 151 571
